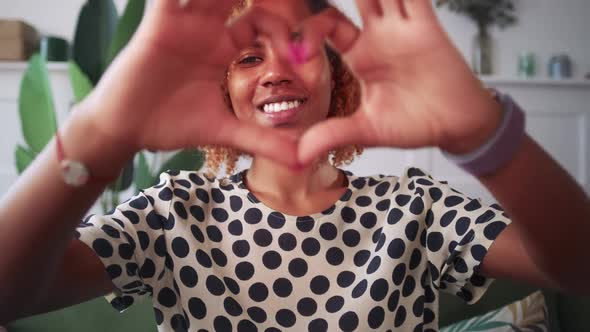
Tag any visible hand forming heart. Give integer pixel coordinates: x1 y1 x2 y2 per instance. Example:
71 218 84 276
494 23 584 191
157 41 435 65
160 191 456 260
84 0 503 171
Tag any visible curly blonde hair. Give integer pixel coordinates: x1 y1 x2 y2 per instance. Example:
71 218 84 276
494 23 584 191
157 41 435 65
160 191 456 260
202 0 363 177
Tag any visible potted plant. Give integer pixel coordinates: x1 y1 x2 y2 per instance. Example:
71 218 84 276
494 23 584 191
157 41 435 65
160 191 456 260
15 0 204 214
436 0 517 75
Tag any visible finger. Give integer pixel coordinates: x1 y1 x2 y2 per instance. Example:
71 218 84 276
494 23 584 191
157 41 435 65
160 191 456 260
355 0 384 23
404 0 438 20
215 116 300 168
298 113 377 166
292 7 360 63
226 6 291 56
380 0 409 19
161 0 235 17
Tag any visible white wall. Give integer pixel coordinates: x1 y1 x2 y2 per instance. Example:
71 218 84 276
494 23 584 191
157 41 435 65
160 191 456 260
1 0 589 79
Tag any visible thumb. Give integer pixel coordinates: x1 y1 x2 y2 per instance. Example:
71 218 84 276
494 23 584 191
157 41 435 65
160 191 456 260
298 112 376 166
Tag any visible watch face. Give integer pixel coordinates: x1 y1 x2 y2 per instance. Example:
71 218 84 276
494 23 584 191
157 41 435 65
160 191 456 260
60 160 89 186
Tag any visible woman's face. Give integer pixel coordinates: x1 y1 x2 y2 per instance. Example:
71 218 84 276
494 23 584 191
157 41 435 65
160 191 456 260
226 0 334 132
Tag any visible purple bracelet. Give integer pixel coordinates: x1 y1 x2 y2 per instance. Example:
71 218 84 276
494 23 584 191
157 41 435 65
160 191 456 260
442 90 527 177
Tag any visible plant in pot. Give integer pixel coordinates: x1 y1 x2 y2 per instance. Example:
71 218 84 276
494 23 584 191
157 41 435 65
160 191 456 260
436 0 517 75
15 0 204 214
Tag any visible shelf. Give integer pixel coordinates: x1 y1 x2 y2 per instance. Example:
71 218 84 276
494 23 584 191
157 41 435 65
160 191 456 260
0 61 69 72
480 75 590 87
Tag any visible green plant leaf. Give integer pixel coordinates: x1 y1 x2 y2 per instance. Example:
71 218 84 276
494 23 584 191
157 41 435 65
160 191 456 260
105 0 146 68
68 61 94 104
135 151 156 193
15 145 37 174
109 159 135 193
157 150 204 176
72 0 119 85
18 54 57 154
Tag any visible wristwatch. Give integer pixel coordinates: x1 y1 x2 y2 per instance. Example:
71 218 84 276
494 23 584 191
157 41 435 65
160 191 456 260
442 88 527 177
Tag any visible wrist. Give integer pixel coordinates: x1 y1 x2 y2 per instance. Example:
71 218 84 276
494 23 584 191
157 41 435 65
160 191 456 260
60 105 137 181
441 89 505 155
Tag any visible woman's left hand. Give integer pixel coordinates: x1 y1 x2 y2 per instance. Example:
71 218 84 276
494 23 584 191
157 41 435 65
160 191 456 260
296 0 504 165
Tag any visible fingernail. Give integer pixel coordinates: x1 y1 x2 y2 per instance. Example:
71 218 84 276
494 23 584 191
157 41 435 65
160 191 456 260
288 42 307 65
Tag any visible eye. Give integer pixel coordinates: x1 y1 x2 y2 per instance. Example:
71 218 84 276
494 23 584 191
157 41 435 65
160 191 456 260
238 55 263 65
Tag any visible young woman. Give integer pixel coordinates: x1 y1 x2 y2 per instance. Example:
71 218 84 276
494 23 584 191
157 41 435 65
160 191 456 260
1 0 588 331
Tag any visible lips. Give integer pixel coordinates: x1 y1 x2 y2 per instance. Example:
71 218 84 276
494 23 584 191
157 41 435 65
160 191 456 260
255 95 308 126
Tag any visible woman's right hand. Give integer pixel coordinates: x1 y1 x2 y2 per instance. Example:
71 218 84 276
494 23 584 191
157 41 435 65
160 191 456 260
79 0 298 166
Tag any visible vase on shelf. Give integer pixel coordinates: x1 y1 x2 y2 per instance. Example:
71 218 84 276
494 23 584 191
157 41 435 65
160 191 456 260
472 24 493 75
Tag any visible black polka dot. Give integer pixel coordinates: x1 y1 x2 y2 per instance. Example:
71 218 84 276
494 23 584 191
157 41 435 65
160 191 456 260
223 297 243 317
288 258 308 278
441 210 457 227
174 188 190 201
249 282 269 302
189 205 205 222
268 212 285 229
245 208 263 224
213 316 232 331
402 276 416 297
367 256 381 274
196 249 212 268
273 278 293 297
211 248 228 267
444 195 464 207
368 306 385 329
158 287 177 307
370 278 389 301
394 305 407 327
387 208 404 225
326 247 344 266
354 250 371 267
262 250 282 269
310 275 330 295
320 223 338 241
352 279 368 298
188 297 206 319
465 199 482 211
337 271 356 288
395 194 411 206
409 197 425 215
429 188 442 202
212 208 229 222
388 289 400 312
232 240 250 258
297 297 317 316
476 210 496 224
122 210 139 224
276 309 296 327
139 258 156 279
392 263 406 286
247 306 267 323
237 319 257 332
341 207 356 223
343 229 361 247
180 266 198 288
376 199 391 211
172 237 190 258
195 189 209 203
296 217 315 232
325 295 344 313
471 244 487 261
253 229 273 247
206 225 223 242
235 262 255 281
427 232 444 252
302 237 320 256
484 221 507 240
405 220 419 241
228 219 243 236
215 278 235 296
356 196 372 207
409 248 422 270
279 233 297 251
360 212 377 229
375 182 391 196
93 238 113 258
455 217 471 236
211 188 225 203
130 196 149 209
339 311 359 331
388 238 406 259
230 196 243 212
206 275 226 296
308 318 328 332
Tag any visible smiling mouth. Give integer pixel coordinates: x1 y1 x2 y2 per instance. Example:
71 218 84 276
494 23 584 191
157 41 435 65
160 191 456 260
257 98 307 114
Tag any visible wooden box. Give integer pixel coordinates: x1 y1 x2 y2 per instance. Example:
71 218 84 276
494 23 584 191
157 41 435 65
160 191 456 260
0 20 39 61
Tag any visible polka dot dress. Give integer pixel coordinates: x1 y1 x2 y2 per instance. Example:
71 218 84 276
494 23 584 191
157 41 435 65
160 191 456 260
75 167 511 332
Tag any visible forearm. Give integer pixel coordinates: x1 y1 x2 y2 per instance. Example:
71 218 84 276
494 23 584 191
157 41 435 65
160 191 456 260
478 134 590 292
0 105 134 320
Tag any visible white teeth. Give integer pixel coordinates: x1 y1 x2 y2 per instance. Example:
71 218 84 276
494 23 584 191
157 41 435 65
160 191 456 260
261 100 304 113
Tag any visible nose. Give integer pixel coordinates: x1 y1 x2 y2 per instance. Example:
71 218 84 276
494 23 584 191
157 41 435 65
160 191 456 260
261 56 295 88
